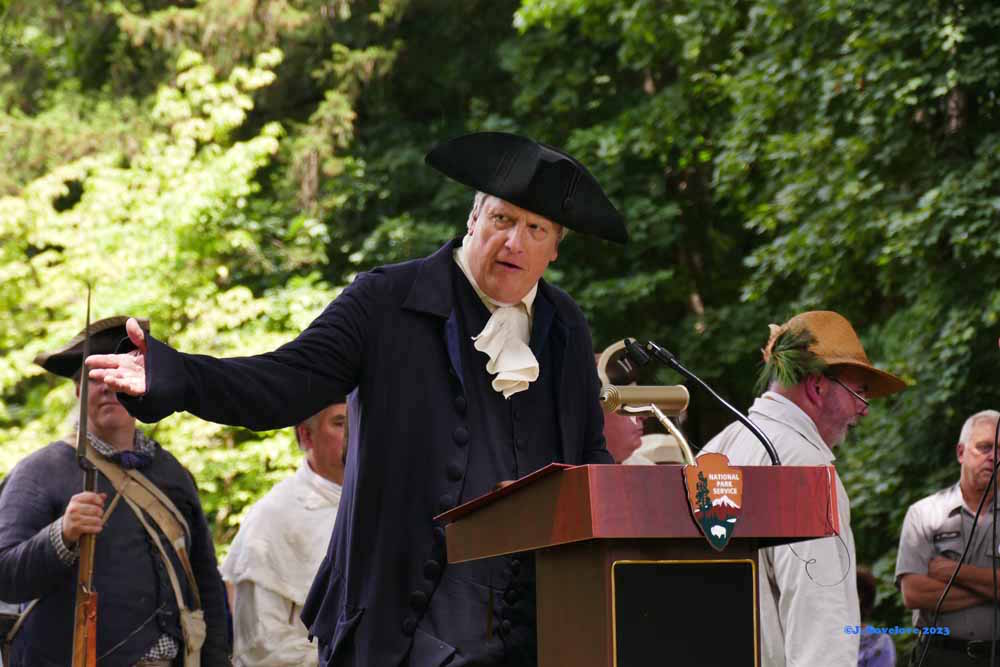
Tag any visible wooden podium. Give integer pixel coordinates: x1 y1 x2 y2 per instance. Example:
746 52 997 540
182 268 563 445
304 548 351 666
436 463 840 667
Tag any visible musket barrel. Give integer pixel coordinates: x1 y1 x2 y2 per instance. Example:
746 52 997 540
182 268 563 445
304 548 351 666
71 287 97 667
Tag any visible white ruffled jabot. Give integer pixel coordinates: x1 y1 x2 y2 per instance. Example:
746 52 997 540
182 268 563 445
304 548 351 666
454 237 540 398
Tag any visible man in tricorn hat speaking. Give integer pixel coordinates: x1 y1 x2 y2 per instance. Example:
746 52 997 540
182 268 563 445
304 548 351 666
701 310 907 667
88 133 625 666
0 317 230 667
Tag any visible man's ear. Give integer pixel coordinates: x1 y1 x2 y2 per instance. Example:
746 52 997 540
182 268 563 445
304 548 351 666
803 375 824 406
296 423 312 451
957 442 965 465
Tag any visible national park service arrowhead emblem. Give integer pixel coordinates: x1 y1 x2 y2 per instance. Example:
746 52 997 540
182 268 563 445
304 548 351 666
683 453 743 551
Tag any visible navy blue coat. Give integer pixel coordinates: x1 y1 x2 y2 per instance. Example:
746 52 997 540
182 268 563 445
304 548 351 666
121 239 612 665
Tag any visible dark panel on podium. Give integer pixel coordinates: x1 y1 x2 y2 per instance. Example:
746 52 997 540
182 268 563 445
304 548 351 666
612 560 757 667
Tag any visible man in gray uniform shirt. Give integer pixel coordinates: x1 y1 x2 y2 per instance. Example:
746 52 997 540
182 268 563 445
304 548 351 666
896 409 1000 665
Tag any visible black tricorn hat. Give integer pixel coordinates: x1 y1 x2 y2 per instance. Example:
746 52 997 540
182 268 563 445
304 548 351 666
34 316 150 379
425 132 627 244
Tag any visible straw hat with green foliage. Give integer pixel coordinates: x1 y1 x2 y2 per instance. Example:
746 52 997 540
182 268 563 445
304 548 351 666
755 311 906 398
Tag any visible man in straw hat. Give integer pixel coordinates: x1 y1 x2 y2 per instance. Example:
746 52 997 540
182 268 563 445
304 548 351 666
701 310 906 667
87 132 625 666
0 317 230 667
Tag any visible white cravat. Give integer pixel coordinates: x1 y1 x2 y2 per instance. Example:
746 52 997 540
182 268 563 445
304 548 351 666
453 236 540 398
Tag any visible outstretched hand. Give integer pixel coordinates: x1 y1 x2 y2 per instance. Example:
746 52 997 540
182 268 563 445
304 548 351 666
85 317 148 396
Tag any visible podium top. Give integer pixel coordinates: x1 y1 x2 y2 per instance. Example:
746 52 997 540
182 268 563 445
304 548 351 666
437 463 840 563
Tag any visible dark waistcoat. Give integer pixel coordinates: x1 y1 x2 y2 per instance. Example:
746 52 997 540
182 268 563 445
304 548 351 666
452 264 562 503
412 265 562 666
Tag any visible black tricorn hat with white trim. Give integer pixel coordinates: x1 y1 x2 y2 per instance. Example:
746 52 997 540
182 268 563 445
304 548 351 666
34 316 150 379
425 132 627 244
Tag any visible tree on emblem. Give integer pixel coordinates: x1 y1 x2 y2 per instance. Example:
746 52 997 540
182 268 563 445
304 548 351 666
696 471 712 514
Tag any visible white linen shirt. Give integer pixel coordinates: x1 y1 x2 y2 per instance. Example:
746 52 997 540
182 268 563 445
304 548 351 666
221 461 342 667
701 391 859 667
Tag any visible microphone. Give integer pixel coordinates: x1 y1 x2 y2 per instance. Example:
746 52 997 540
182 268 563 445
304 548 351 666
623 339 782 466
600 384 689 415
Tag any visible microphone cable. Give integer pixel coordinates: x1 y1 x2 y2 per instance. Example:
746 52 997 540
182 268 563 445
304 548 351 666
624 339 782 465
991 414 998 667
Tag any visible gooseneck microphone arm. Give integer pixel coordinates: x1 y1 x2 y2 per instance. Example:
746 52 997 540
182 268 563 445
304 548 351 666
623 338 782 466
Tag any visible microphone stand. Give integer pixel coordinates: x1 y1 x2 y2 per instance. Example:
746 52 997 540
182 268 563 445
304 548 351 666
623 339 782 466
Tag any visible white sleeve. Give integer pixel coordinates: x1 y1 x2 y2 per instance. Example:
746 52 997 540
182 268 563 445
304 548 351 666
772 535 859 666
232 580 319 667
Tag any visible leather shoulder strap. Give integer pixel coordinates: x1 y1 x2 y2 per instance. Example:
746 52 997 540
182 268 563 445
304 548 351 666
64 441 202 609
122 495 194 612
125 467 192 544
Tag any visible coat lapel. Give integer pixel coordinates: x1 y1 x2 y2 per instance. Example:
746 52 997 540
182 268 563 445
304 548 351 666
528 287 555 357
402 239 464 386
537 281 571 463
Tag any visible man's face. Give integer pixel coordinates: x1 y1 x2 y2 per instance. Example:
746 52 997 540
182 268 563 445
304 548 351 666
603 411 645 463
77 377 134 441
815 367 870 448
958 419 999 495
302 403 348 483
465 195 561 304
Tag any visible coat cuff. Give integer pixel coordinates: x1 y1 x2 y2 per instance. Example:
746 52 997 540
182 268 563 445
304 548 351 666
47 518 78 566
117 333 185 423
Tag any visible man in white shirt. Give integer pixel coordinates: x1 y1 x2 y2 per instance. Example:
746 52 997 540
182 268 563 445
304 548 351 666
595 350 652 464
222 399 348 667
701 310 906 667
622 432 685 465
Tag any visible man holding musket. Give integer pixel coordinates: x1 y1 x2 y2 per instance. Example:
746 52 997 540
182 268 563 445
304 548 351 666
0 317 229 667
88 132 626 666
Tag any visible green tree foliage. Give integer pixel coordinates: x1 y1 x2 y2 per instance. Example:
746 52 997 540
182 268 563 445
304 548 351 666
513 0 1000 633
0 45 321 549
0 0 527 556
696 471 711 514
2 1 1000 639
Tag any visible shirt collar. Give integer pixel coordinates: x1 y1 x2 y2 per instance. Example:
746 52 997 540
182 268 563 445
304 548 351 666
85 430 157 459
453 234 537 317
749 391 835 463
944 482 997 517
297 459 342 506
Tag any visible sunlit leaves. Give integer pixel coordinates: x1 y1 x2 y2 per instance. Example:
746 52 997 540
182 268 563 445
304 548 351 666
0 48 326 559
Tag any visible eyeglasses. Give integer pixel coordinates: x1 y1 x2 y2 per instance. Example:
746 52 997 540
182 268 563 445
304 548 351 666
826 375 870 408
